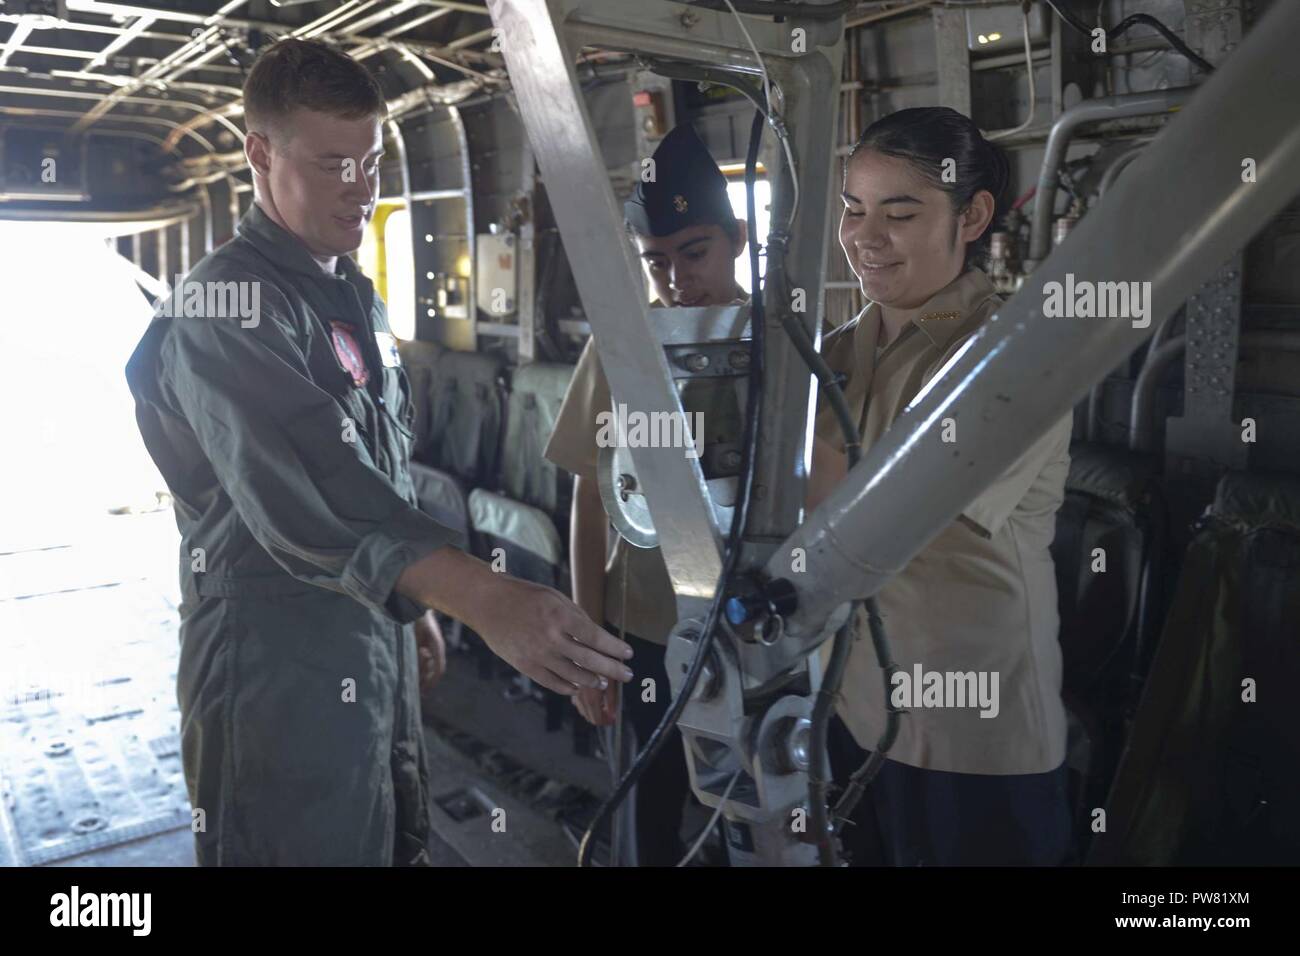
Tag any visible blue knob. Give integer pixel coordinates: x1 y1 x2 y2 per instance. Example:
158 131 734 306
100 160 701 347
724 597 750 626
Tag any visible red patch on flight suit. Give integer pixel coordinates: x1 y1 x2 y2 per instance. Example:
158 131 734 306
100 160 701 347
330 321 370 387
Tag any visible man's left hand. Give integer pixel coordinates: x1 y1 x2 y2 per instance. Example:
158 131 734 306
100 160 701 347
414 611 447 693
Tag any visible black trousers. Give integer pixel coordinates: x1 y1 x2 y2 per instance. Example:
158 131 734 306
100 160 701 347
826 716 1073 866
614 629 696 867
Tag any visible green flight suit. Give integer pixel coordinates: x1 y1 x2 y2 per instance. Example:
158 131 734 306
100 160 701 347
126 203 462 866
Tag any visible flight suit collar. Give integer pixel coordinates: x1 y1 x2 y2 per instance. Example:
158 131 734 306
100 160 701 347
239 201 376 314
238 202 332 278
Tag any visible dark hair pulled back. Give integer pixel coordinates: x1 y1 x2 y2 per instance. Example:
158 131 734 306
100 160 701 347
846 106 1009 270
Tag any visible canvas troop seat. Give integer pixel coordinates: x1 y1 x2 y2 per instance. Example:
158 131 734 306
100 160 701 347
426 350 507 486
501 362 576 518
1049 443 1165 853
469 488 566 590
409 460 469 538
1088 470 1300 865
398 339 443 459
468 487 573 729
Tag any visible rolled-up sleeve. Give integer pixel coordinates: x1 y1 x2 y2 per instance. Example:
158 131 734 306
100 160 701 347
156 280 460 619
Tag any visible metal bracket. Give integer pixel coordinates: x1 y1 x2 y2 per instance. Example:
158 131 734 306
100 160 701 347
1165 253 1248 477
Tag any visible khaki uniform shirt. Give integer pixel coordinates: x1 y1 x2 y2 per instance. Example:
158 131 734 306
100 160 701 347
816 268 1073 775
545 293 749 643
544 335 678 645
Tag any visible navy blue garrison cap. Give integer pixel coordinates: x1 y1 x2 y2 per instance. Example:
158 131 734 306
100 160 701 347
624 123 736 237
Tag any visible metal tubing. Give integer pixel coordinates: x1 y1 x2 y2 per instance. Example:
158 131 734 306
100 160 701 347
0 84 245 147
768 0 1300 649
1026 88 1192 265
1097 144 1145 196
1129 332 1300 453
1129 337 1187 453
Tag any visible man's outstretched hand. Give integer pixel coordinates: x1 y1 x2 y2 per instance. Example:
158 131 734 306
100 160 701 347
397 548 634 697
414 610 447 693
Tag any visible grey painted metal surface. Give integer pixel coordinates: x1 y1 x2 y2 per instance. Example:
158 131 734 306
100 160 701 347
486 0 734 605
451 105 477 343
518 138 537 361
1165 255 1248 472
932 6 971 116
767 0 1300 650
1026 88 1193 266
1131 329 1300 454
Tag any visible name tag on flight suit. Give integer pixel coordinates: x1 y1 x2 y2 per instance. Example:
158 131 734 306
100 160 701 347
375 331 402 368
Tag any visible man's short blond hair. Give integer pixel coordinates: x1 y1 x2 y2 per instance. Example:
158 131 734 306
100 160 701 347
242 38 386 146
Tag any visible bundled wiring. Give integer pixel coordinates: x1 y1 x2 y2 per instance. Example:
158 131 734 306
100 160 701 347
721 0 802 229
1042 0 1215 73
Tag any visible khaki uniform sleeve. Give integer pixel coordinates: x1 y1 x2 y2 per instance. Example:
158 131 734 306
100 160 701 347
960 412 1073 537
544 337 612 482
919 327 1075 538
151 278 460 619
813 319 862 453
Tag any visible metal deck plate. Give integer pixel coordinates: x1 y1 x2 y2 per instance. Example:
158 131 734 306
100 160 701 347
0 512 190 867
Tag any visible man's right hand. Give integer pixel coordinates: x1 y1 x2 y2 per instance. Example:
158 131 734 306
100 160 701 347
396 548 634 697
473 577 634 696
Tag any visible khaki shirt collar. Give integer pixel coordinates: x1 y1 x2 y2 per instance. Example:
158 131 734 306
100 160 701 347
854 268 999 367
649 284 749 309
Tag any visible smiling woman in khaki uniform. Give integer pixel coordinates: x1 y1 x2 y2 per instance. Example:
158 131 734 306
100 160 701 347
808 107 1074 866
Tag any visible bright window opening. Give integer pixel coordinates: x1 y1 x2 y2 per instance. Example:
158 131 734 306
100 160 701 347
727 178 771 294
383 208 415 341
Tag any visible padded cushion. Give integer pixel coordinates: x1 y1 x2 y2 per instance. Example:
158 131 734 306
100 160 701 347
1090 468 1300 865
468 488 563 567
398 339 443 456
501 362 575 515
1211 469 1300 532
427 350 506 485
1052 444 1162 696
409 462 469 540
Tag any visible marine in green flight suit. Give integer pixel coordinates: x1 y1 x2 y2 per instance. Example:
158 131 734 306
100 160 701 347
125 39 633 866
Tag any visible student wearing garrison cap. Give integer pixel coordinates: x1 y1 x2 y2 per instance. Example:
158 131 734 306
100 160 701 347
544 123 748 866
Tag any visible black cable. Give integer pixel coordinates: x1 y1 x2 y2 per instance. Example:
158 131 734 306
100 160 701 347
747 149 902 860
577 107 768 867
1042 0 1215 74
787 308 899 853
721 104 901 863
829 597 902 828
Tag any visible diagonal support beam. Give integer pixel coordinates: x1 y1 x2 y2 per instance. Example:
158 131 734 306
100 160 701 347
487 0 726 599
